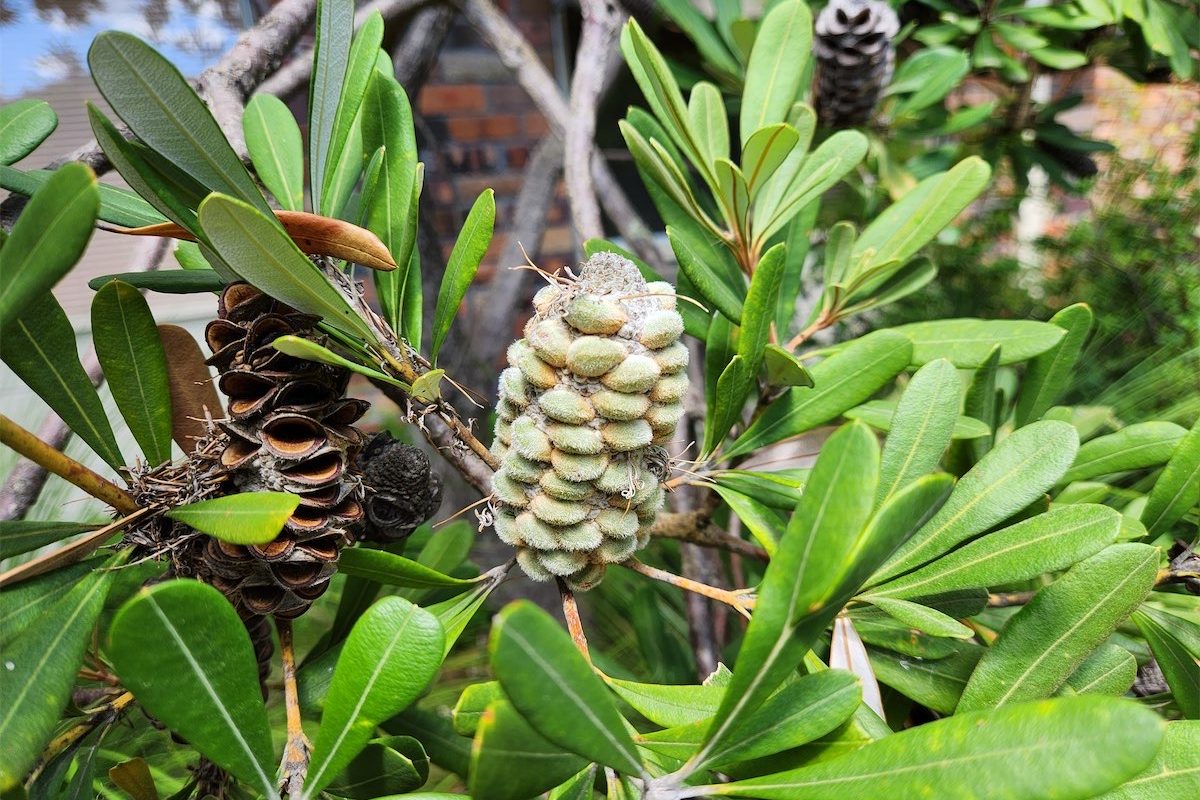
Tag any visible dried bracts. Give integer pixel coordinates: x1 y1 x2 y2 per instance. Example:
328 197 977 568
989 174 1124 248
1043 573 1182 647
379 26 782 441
190 282 370 619
490 253 687 589
814 0 900 128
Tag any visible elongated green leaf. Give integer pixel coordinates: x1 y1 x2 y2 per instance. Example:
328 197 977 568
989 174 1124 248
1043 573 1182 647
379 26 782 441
868 504 1122 599
872 420 1080 584
88 32 268 215
469 699 588 800
713 485 783 555
0 163 97 326
309 0 354 214
432 189 494 361
724 331 911 459
851 158 991 280
88 269 223 294
166 492 299 546
706 356 751 459
698 423 879 769
738 243 785 372
362 73 419 336
754 130 868 243
0 521 97 561
868 596 973 638
197 194 375 340
453 681 503 737
0 560 98 648
325 735 427 799
1015 303 1093 425
1135 608 1200 718
338 547 477 590
668 226 744 325
1062 644 1137 696
1141 417 1200 536
711 697 1163 799
688 82 730 167
869 641 982 714
1 293 124 469
958 544 1159 710
741 123 798 198
607 679 723 728
0 565 114 792
891 318 1066 368
243 94 304 212
108 580 276 797
549 766 599 800
491 601 643 776
875 358 960 505
1094 720 1200 799
0 99 57 165
322 11 383 214
91 280 173 465
739 0 812 144
0 165 164 228
271 335 408 390
306 597 445 794
1062 421 1186 483
658 0 740 78
762 344 814 389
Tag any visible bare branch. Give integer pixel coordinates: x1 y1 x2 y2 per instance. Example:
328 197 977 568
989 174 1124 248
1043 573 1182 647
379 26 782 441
392 4 457 91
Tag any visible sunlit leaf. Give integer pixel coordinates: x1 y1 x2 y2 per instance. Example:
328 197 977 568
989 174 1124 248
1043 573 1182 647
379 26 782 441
432 189 495 361
243 94 305 212
166 492 300 546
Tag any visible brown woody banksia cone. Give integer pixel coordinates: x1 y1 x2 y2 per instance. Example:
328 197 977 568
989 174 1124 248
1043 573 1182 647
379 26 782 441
491 253 687 589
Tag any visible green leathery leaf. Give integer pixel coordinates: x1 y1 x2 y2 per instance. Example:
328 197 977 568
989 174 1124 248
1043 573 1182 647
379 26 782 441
845 402 989 442
723 331 911 459
866 596 974 639
697 423 879 770
738 243 785 373
605 678 724 728
1061 644 1137 697
867 503 1122 600
271 336 409 390
712 469 805 510
88 269 223 294
87 32 269 215
762 343 814 389
338 548 477 590
432 189 495 361
871 420 1080 585
1141 416 1200 536
1061 421 1186 483
741 123 799 198
891 318 1066 368
107 580 276 797
308 0 354 215
1014 303 1093 425
1 292 124 470
468 699 588 800
490 601 643 776
549 766 599 800
0 163 98 326
0 521 98 561
851 158 991 280
874 358 961 505
710 697 1163 800
657 0 741 79
165 492 300 546
1134 609 1200 718
958 544 1159 711
305 597 445 795
91 280 173 465
714 158 749 231
0 562 114 792
243 94 304 212
754 131 868 243
687 82 729 167
0 99 57 165
712 484 783 555
322 11 384 215
668 226 744 325
738 0 812 145
197 194 375 341
0 165 164 228
705 355 751 456
324 735 427 799
453 681 502 737
1092 720 1200 799
868 642 982 714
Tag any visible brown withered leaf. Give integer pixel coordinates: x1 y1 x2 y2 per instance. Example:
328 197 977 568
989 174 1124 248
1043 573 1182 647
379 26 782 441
112 210 397 271
157 324 221 453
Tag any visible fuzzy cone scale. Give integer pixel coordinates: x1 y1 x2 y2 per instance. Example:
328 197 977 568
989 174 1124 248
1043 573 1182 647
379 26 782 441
491 253 687 589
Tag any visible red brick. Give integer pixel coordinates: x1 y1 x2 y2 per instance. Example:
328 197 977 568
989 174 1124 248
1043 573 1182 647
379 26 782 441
525 113 550 137
506 145 530 168
419 85 486 115
482 114 520 139
447 117 486 140
541 225 575 255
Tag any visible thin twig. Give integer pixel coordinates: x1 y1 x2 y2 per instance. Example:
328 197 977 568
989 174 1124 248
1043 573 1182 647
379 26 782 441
648 509 769 561
558 578 592 662
622 559 755 619
277 618 310 798
29 691 134 783
0 415 138 515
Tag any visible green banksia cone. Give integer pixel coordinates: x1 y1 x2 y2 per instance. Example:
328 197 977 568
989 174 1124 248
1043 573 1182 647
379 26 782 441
814 0 899 128
490 253 687 589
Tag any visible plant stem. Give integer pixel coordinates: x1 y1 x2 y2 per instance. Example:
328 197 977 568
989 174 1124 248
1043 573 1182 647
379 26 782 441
277 618 310 798
623 559 756 619
785 309 835 351
0 414 138 515
30 690 135 782
558 579 591 663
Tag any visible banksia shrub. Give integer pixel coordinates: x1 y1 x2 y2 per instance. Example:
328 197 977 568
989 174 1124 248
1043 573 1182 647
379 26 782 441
490 253 687 589
814 0 899 128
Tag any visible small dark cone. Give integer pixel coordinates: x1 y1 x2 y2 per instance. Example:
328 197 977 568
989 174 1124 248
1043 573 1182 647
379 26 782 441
181 283 369 620
356 431 443 542
814 0 900 128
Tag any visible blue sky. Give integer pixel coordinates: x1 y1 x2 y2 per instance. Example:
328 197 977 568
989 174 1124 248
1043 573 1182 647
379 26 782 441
1 0 248 100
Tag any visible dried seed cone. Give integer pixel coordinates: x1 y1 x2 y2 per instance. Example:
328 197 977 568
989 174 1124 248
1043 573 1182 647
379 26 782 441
490 253 687 590
186 282 370 620
814 0 899 128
